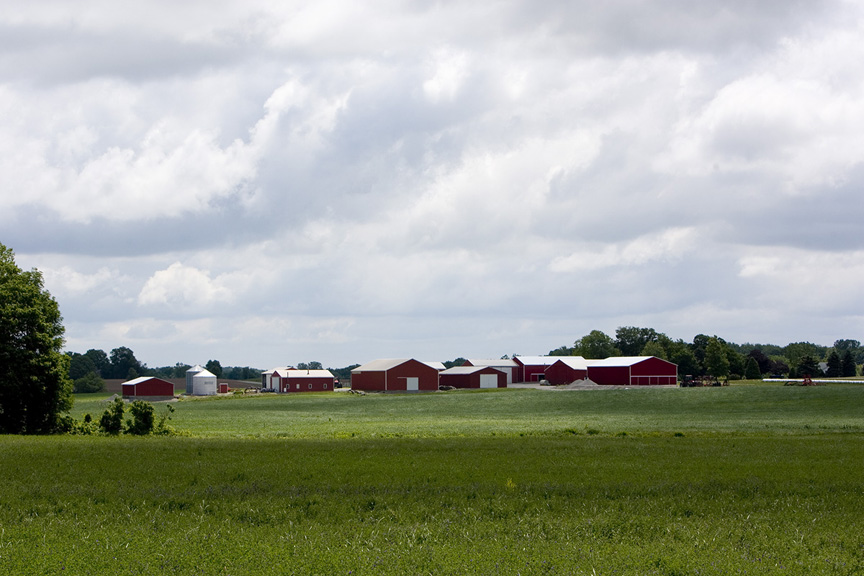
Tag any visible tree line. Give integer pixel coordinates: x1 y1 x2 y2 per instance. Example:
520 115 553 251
548 327 862 380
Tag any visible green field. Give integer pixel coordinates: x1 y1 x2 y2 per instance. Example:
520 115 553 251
2 386 863 575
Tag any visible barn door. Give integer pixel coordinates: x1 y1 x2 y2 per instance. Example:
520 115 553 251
479 374 497 389
406 377 419 391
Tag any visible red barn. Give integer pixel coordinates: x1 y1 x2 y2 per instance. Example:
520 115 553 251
513 356 558 383
439 366 506 389
586 356 678 386
463 359 518 384
351 359 439 392
544 357 588 385
121 376 175 400
273 369 335 393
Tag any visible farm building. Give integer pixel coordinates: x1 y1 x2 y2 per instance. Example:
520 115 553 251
586 356 678 386
185 365 217 396
121 376 175 400
261 367 289 390
544 357 589 385
270 368 336 393
351 359 440 392
513 356 559 383
439 366 507 389
462 359 518 384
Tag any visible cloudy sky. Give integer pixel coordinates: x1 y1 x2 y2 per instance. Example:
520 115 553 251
4 1 864 369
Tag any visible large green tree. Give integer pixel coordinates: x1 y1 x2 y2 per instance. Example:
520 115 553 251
615 326 658 356
573 330 618 359
0 243 72 433
704 337 730 379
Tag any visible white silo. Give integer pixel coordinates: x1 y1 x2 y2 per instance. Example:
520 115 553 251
185 365 205 395
191 368 218 396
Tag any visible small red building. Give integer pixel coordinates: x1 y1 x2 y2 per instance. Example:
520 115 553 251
463 359 518 384
439 366 506 389
513 356 558 383
273 369 335 393
121 377 175 400
351 359 440 392
544 357 588 385
586 356 678 386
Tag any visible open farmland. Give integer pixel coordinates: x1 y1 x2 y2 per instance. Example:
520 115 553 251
2 386 863 575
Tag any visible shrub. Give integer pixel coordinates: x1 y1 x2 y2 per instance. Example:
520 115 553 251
126 400 155 435
99 397 125 435
73 371 105 393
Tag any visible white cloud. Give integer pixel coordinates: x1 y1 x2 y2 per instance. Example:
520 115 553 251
549 227 698 272
138 262 233 309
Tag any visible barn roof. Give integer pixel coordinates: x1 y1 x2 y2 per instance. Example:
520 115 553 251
586 356 660 367
549 356 588 370
122 376 172 385
352 359 440 372
514 355 558 366
441 366 502 375
277 369 334 378
466 358 518 368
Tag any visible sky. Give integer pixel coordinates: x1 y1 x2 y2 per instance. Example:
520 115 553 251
3 0 864 369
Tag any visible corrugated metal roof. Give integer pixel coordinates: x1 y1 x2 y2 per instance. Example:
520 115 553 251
423 361 446 370
467 358 518 367
352 358 412 372
192 368 217 378
585 356 654 367
441 366 488 375
277 369 334 379
122 376 152 386
549 356 588 370
514 355 558 366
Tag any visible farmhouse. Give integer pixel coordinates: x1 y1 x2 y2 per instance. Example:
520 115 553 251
586 356 678 386
513 356 559 383
185 365 217 396
351 359 440 392
462 358 518 384
121 376 175 400
439 365 507 389
271 368 336 393
544 356 589 385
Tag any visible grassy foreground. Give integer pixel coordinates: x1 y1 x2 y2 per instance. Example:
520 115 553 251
1 387 863 575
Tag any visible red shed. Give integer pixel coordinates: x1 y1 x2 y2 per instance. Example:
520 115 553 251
513 356 558 383
544 357 588 385
121 376 175 400
463 359 518 384
273 369 335 393
440 366 506 389
586 356 678 386
351 359 439 392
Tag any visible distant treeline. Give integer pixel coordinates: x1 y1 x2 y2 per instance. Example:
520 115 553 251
547 327 862 380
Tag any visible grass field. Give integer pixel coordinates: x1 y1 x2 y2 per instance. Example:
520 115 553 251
2 386 863 575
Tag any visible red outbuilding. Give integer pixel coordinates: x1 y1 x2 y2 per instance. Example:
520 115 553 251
463 359 518 384
439 366 507 389
513 356 558 383
121 376 175 400
544 357 588 385
351 359 440 392
586 356 678 386
272 369 335 393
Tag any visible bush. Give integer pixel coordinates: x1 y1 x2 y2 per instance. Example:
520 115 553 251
73 371 105 393
126 400 155 435
99 397 125 435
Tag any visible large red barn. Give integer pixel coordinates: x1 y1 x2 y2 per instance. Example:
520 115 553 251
544 357 588 385
586 356 678 386
121 376 175 400
439 366 506 389
351 359 440 392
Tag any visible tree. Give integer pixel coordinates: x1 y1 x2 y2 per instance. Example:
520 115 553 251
99 397 125 435
666 340 700 377
704 337 730 379
0 243 73 434
573 330 618 359
747 349 773 375
640 340 667 360
73 371 105 393
841 350 857 377
126 400 155 435
744 357 762 380
108 347 144 379
296 361 323 371
84 349 110 378
615 326 658 356
825 350 842 377
796 355 821 378
205 359 223 378
442 358 467 369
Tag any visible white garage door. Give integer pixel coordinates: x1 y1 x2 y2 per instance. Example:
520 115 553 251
479 374 498 389
406 377 419 391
